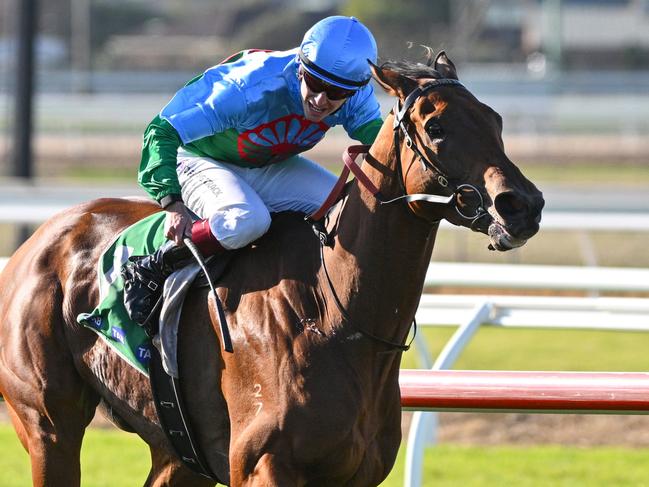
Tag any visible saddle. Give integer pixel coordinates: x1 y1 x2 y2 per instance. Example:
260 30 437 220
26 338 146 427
141 252 234 337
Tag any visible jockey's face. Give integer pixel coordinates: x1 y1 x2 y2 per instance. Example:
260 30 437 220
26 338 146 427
299 68 352 122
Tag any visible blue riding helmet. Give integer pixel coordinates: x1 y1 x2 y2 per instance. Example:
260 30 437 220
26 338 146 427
299 16 377 91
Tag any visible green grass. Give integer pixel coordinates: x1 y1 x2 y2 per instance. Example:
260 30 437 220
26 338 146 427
4 423 649 486
516 161 649 186
2 327 648 485
56 165 137 181
0 424 150 487
381 444 649 487
400 326 649 371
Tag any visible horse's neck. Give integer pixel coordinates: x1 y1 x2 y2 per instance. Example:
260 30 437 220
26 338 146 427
324 138 438 347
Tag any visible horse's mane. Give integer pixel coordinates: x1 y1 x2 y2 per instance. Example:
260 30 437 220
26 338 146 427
379 46 442 80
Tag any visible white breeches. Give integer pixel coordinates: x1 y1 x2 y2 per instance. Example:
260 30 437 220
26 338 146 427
176 149 337 250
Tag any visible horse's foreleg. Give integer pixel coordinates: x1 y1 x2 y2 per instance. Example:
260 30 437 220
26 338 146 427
10 400 94 487
0 299 100 486
4 400 29 451
231 452 305 487
144 447 216 487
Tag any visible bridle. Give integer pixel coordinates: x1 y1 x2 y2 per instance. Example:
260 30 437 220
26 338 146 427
310 78 490 227
308 77 491 352
390 78 489 227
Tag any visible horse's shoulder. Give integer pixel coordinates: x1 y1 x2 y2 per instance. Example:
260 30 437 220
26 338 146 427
249 211 320 262
268 211 317 241
216 212 321 300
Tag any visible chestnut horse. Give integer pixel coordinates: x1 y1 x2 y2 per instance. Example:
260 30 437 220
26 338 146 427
0 53 543 486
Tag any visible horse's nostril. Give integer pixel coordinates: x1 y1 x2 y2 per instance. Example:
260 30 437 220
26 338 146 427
494 192 526 219
494 191 544 239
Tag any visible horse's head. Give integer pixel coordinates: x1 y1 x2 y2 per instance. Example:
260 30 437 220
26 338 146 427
370 51 544 251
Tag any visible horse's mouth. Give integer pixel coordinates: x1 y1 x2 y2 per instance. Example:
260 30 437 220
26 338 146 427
487 222 527 251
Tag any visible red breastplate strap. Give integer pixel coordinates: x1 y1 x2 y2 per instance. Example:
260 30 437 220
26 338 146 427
309 145 377 221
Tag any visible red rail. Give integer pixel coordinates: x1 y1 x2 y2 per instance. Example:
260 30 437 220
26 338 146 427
399 370 649 414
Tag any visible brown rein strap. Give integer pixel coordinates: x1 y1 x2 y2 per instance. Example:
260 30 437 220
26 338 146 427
308 145 456 223
309 145 418 353
308 145 375 221
317 237 416 353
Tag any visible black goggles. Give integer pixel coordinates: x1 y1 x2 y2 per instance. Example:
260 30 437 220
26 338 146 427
302 70 357 100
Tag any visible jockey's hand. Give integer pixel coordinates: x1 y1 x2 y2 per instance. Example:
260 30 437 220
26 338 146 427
164 201 193 246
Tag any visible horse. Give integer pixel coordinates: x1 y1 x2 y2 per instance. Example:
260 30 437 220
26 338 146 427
0 52 543 486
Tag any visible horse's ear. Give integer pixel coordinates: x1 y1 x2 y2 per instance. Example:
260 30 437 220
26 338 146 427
369 60 417 100
434 51 458 80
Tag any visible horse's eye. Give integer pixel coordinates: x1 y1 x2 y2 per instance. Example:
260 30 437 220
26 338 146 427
426 121 444 138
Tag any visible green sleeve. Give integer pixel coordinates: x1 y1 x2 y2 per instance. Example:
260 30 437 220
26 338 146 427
350 118 383 145
138 115 183 203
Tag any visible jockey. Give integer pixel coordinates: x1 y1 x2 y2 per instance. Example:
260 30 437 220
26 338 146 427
122 16 383 325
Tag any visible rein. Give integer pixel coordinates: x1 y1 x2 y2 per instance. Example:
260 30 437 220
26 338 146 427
308 145 455 222
318 241 416 353
307 78 489 353
307 147 419 352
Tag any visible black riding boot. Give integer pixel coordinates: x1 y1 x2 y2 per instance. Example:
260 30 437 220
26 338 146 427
121 240 194 330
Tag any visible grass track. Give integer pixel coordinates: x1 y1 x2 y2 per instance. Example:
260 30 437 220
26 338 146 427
2 328 648 485
3 424 649 486
400 326 649 371
382 444 649 486
0 425 149 487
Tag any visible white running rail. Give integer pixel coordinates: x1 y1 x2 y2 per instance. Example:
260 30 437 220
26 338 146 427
425 261 649 292
404 263 649 487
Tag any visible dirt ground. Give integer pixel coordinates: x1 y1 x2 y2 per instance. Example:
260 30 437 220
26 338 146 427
3 401 649 447
417 412 649 447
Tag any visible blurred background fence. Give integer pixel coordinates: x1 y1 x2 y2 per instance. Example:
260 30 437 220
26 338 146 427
1 0 649 174
3 0 648 264
1 2 649 486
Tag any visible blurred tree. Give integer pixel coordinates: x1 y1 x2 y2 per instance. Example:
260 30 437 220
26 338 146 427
90 1 164 51
40 0 162 64
231 7 338 52
343 0 450 24
342 0 452 60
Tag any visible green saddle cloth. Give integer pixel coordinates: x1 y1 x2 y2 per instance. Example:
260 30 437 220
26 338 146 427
77 212 167 376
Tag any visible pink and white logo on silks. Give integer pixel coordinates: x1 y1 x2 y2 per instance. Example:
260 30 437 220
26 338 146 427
237 114 329 164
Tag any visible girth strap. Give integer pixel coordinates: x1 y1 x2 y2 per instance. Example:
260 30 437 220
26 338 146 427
149 346 226 482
